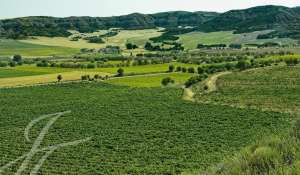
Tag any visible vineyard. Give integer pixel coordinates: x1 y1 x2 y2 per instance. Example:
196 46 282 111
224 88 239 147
0 82 292 174
196 65 300 114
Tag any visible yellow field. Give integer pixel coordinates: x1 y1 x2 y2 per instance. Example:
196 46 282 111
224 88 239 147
20 29 162 50
0 71 110 88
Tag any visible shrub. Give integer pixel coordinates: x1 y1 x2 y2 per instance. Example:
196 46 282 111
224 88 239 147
197 67 204 74
87 63 96 69
236 60 251 70
184 74 208 88
9 61 16 67
57 74 62 82
81 75 90 81
94 74 100 79
0 61 8 67
176 66 182 72
117 68 124 77
161 77 175 86
168 65 175 72
13 55 22 62
285 58 299 66
187 67 195 73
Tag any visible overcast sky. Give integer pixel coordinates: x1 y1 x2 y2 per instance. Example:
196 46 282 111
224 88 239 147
0 0 299 19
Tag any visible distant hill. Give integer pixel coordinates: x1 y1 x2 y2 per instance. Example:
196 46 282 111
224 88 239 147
0 11 218 39
0 5 300 39
199 5 300 39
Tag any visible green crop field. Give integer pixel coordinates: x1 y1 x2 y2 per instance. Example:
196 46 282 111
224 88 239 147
178 31 298 49
107 73 194 87
0 82 291 174
0 39 79 57
0 68 47 78
196 65 300 114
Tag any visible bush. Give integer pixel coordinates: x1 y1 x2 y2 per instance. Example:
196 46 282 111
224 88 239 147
236 60 251 70
81 75 90 81
57 74 62 82
161 77 175 86
187 67 195 73
0 61 8 67
285 58 299 66
176 66 182 72
182 67 187 73
117 68 124 77
13 55 22 62
87 63 96 69
168 65 175 72
184 74 208 88
9 61 16 67
197 67 204 74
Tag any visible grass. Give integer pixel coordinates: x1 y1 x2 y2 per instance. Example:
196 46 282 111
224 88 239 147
20 29 162 50
195 65 300 114
0 82 291 174
178 31 297 49
0 39 79 56
0 68 47 78
107 73 195 87
0 71 110 88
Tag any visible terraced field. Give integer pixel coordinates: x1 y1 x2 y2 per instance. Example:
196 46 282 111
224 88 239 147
0 82 291 174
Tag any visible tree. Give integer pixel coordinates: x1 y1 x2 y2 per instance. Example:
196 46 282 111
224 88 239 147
182 67 187 73
126 43 138 50
168 65 175 72
161 77 175 86
9 61 16 67
187 67 195 73
236 60 250 70
57 74 62 82
197 67 204 74
13 55 22 62
285 58 299 66
176 66 182 72
117 68 124 77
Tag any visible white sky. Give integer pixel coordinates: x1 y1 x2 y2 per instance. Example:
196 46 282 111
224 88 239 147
0 0 299 19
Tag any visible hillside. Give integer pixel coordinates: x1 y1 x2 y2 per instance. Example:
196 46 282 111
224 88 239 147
199 5 300 39
1 5 300 40
0 11 218 39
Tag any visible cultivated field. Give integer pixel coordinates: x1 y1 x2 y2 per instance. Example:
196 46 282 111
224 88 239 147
195 65 300 114
0 82 291 174
107 72 194 87
0 39 79 56
178 31 297 49
20 29 162 50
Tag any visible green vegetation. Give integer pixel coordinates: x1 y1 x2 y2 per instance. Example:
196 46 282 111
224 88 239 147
178 31 297 49
0 39 79 56
195 66 300 113
0 68 46 78
197 66 300 175
0 82 291 174
107 73 194 87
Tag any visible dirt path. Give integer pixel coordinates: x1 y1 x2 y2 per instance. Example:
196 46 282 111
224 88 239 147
182 71 231 102
182 88 195 102
205 72 232 93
